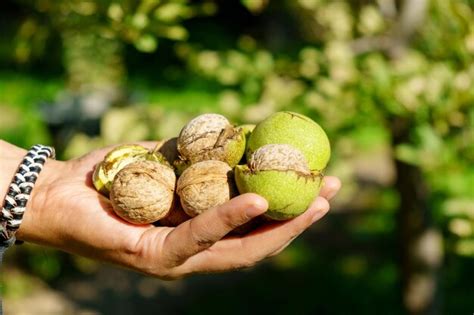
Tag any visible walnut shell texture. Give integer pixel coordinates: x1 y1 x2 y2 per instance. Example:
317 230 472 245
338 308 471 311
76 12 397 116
177 160 237 217
93 144 168 196
110 161 176 224
177 113 245 166
249 144 310 174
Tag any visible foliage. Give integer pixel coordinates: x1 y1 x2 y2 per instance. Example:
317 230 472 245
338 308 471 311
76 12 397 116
0 0 473 313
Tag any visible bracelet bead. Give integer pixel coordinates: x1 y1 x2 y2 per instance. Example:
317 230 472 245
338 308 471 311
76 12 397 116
0 144 55 243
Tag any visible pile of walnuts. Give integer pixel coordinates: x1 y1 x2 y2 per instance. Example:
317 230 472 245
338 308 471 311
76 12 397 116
93 111 330 231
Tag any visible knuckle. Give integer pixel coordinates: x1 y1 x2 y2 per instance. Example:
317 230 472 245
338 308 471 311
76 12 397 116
124 231 152 262
289 214 313 237
189 220 214 248
217 207 250 230
303 214 314 228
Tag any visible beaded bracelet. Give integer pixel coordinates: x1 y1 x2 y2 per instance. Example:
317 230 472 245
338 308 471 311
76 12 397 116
0 144 55 245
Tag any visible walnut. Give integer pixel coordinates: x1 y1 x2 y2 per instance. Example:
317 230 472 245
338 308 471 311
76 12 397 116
177 113 245 167
110 161 176 224
176 160 237 217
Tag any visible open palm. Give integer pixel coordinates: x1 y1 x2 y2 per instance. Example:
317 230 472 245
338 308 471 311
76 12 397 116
16 143 341 279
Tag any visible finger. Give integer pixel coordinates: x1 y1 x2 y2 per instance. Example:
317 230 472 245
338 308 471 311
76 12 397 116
319 176 341 200
239 196 329 255
181 196 330 273
161 193 268 267
267 237 296 258
265 197 330 258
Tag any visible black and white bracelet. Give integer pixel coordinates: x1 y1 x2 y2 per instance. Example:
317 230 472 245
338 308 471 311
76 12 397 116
0 144 55 246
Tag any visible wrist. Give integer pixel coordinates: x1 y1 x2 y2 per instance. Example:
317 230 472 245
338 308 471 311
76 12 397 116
14 158 65 243
0 140 62 243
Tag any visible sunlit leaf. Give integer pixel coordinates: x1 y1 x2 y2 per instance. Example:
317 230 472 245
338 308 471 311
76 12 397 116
134 34 158 52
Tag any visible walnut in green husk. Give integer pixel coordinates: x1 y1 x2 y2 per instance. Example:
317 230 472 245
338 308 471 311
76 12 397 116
235 144 323 220
93 144 168 196
246 111 330 172
177 114 246 168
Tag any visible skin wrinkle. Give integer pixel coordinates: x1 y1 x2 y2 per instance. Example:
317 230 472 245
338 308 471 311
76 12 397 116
136 226 170 271
168 219 211 267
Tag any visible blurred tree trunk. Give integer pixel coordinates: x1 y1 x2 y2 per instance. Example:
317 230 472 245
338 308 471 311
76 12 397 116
384 1 445 314
391 118 443 315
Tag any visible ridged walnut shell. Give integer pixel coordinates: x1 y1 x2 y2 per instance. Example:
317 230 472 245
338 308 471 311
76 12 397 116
249 144 310 174
235 144 322 220
93 144 168 196
177 113 245 167
110 161 176 224
177 160 237 217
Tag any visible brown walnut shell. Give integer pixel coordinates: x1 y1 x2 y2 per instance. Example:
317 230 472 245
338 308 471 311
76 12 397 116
249 144 310 174
177 113 245 167
110 161 176 224
176 160 237 217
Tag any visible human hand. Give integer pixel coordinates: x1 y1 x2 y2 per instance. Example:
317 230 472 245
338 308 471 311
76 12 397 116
2 141 341 279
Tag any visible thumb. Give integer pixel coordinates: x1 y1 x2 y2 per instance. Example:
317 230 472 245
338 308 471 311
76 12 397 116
162 193 268 266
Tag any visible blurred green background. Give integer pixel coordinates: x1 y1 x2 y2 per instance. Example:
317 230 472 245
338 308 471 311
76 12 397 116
0 0 473 314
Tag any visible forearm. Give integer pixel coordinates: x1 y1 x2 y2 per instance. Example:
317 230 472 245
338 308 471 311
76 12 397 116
0 140 26 205
0 140 63 243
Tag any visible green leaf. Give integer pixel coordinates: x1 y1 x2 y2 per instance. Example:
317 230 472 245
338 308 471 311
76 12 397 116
134 34 158 52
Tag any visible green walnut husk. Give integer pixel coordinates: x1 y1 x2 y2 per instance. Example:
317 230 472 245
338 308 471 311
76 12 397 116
247 111 330 172
238 124 256 165
93 144 169 196
239 124 255 142
177 113 246 168
235 144 323 220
